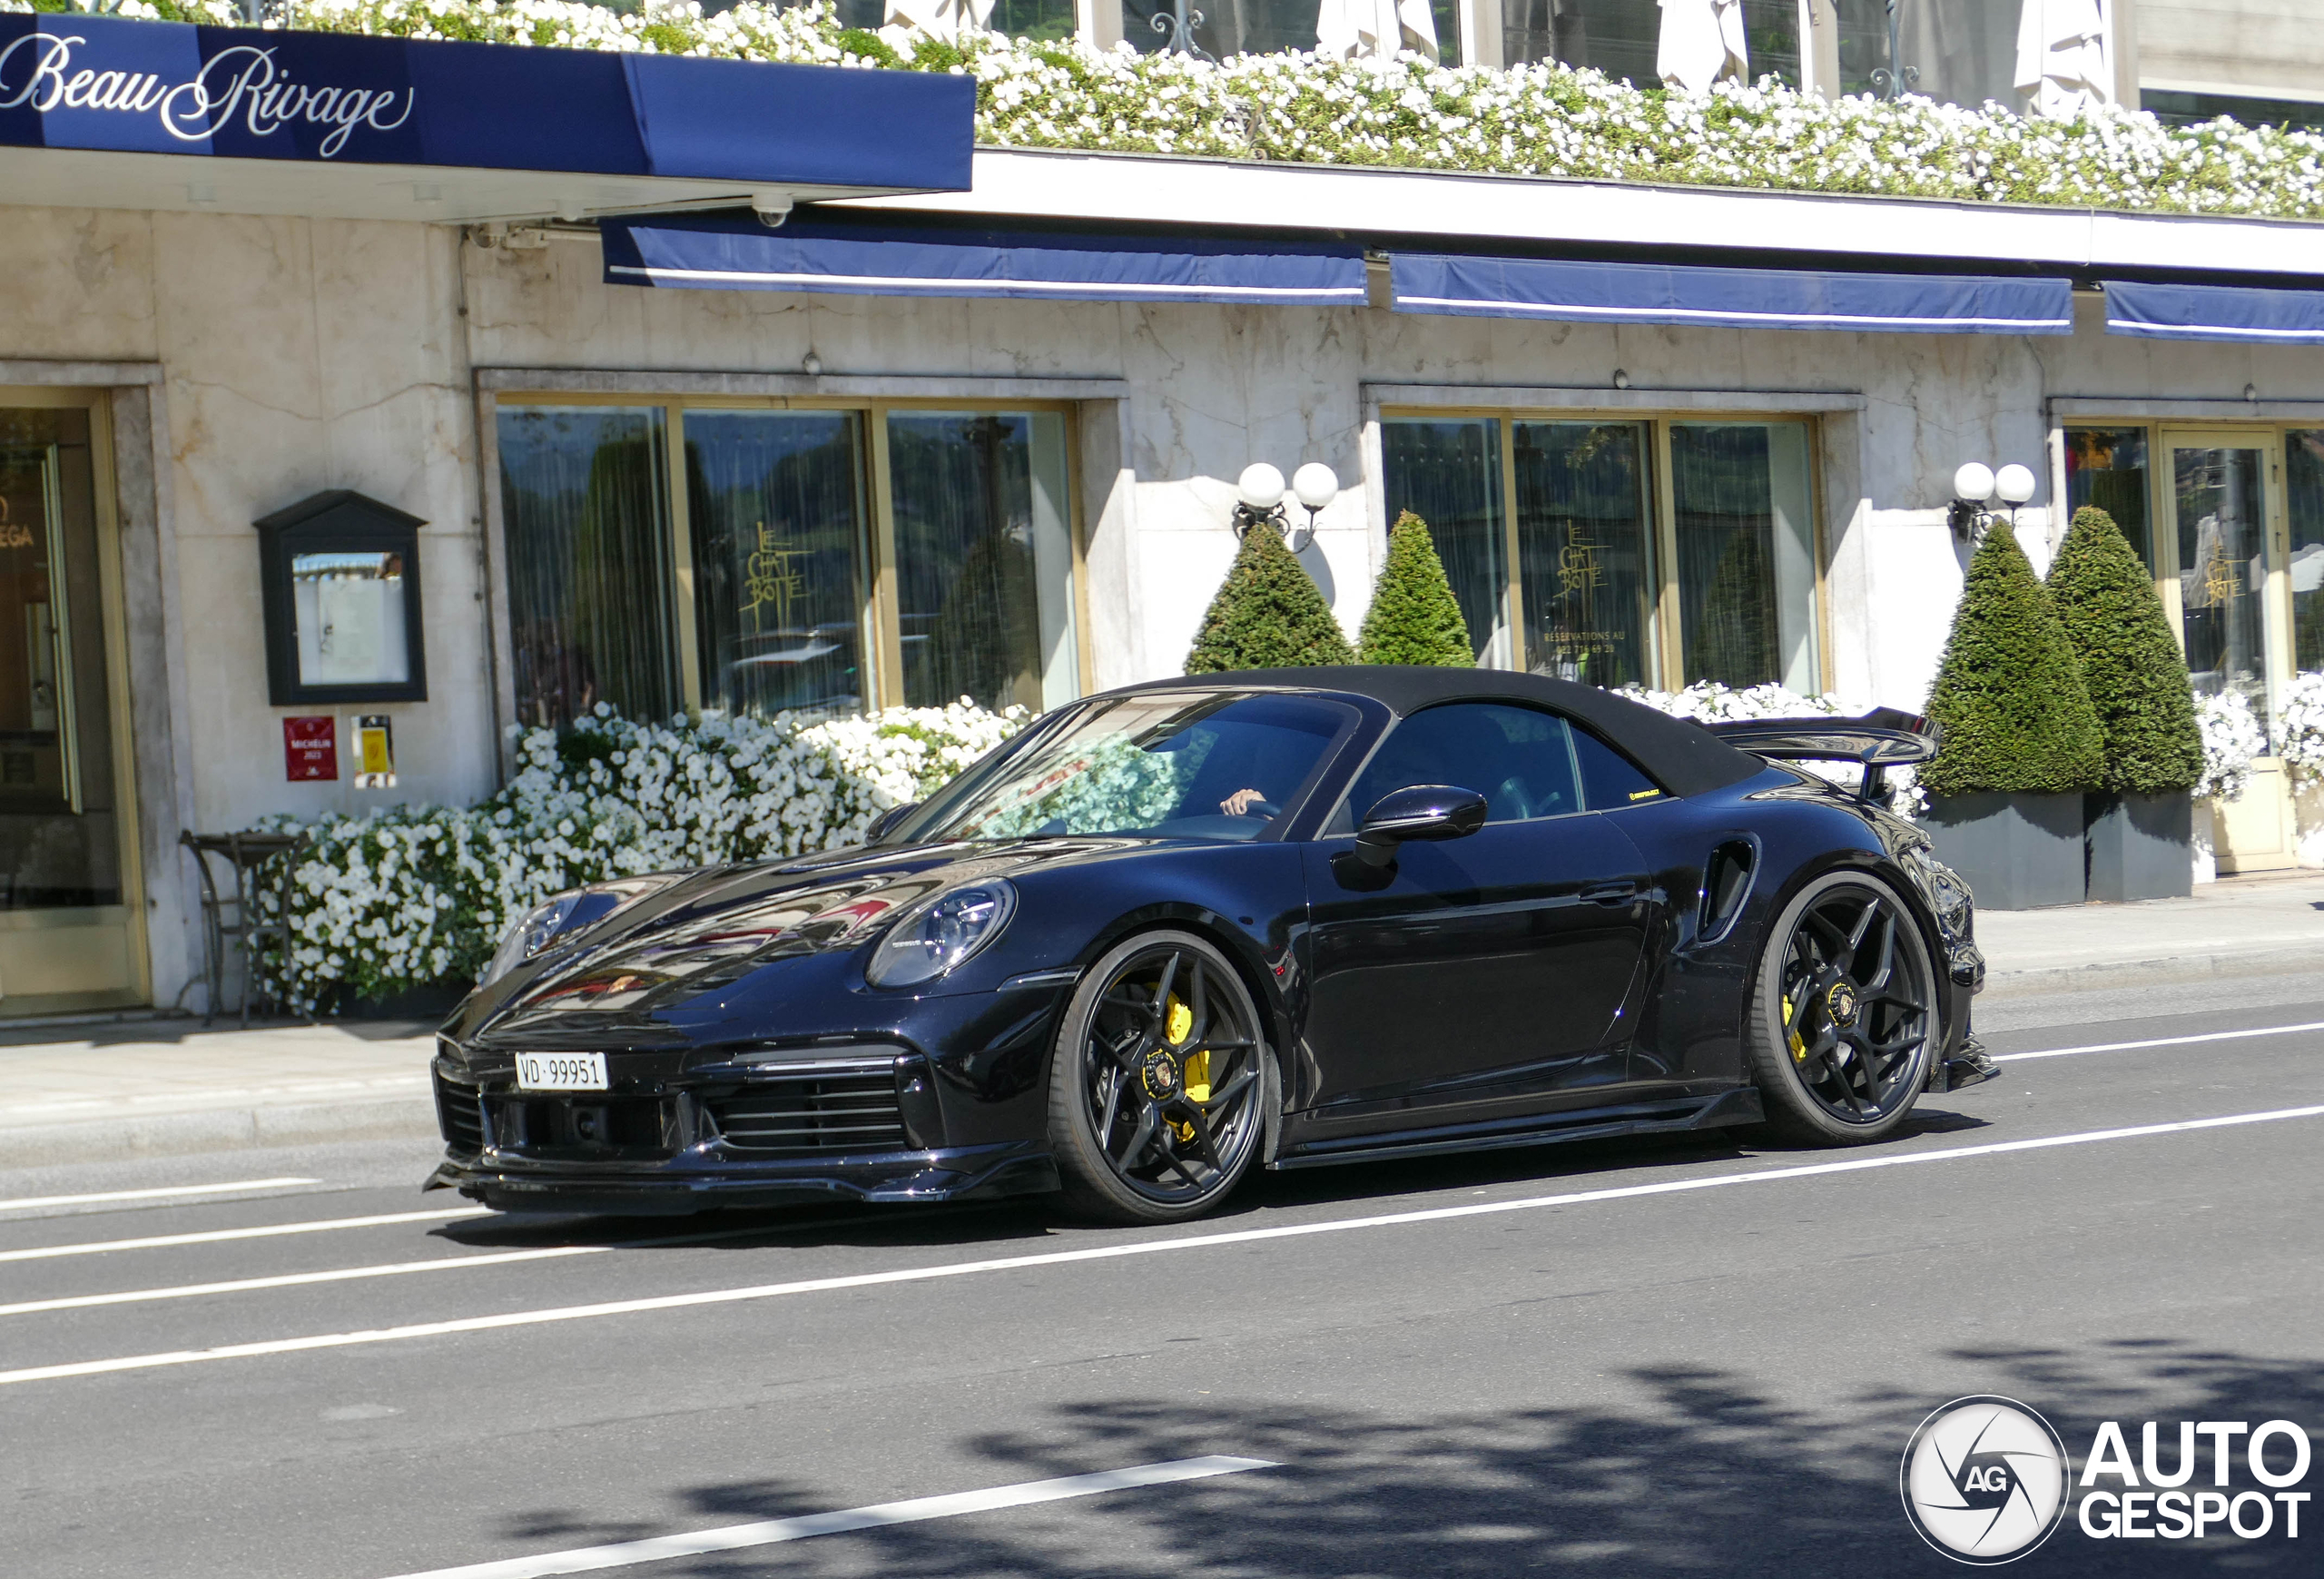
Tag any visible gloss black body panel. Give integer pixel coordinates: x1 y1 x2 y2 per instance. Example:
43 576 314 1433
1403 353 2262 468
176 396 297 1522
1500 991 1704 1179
427 669 1981 1212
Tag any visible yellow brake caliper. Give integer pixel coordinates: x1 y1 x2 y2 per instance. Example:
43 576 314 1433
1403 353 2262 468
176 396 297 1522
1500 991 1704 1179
1163 996 1210 1141
1783 994 1808 1061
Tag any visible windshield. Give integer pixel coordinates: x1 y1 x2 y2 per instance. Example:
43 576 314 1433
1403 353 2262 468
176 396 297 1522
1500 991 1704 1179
898 691 1357 844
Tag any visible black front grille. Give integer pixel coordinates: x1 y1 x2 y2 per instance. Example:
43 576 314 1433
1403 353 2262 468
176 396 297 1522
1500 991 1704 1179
434 1072 487 1153
709 1061 908 1155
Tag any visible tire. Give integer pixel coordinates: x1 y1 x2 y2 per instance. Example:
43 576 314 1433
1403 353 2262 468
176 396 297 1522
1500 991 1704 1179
1744 870 1940 1146
1046 929 1272 1225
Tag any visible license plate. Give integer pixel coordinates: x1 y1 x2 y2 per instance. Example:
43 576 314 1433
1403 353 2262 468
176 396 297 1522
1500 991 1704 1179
515 1051 607 1091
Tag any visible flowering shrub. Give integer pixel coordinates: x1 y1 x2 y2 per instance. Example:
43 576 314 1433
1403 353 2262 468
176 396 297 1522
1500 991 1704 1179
2273 672 2324 782
1618 682 1927 819
2195 689 2265 803
254 701 1021 1012
16 0 2324 221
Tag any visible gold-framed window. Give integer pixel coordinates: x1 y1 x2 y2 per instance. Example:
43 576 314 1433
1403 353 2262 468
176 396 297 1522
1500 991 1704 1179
1378 408 1827 693
491 393 1088 727
2063 421 2320 714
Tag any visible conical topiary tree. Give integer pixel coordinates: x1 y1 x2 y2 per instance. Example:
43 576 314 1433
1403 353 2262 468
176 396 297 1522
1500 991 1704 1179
1357 512 1474 666
2045 506 2203 794
1920 526 2103 797
1184 522 1354 673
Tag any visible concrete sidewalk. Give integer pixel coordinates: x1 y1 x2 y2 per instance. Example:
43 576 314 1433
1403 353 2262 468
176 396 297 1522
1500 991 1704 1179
3 872 2322 1169
0 1019 436 1169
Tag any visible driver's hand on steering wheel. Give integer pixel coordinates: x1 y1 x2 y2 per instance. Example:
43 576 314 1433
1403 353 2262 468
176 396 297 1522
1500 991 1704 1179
1219 787 1270 817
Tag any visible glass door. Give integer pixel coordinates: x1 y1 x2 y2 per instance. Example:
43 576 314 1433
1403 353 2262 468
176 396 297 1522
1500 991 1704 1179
0 400 143 1012
2159 430 2288 712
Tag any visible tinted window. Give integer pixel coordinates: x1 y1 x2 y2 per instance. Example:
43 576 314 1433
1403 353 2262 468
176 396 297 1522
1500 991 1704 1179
1572 727 1665 810
905 691 1354 844
1346 703 1581 825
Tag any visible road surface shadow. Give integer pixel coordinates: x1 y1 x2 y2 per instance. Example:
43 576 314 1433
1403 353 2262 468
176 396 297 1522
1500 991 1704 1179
471 1338 2316 1577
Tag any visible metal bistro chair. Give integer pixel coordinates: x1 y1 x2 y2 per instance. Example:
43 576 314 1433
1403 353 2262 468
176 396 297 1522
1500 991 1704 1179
181 829 309 1026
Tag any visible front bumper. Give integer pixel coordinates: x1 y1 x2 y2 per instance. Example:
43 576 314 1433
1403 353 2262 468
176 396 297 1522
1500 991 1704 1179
427 1026 1061 1214
425 1140 1059 1215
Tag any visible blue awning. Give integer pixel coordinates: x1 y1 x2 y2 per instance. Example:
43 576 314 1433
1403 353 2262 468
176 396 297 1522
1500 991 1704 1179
601 215 1369 306
2102 280 2324 344
0 14 970 191
1391 255 2075 335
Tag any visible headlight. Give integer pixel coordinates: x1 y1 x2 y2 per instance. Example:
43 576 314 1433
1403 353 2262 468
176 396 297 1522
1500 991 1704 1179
482 877 675 986
865 881 1017 989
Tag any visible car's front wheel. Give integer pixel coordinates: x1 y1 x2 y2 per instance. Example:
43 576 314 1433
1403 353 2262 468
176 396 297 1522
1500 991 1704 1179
1745 871 1939 1145
1047 930 1270 1224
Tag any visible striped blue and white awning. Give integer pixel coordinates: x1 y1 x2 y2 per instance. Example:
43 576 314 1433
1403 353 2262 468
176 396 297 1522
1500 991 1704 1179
2102 279 2324 344
1390 255 2075 335
600 215 1368 306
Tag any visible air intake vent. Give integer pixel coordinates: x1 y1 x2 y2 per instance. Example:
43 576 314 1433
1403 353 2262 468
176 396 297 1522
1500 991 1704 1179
1699 839 1758 943
434 1071 487 1154
709 1060 908 1155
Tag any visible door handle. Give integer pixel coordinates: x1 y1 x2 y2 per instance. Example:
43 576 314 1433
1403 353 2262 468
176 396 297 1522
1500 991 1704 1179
1579 879 1637 906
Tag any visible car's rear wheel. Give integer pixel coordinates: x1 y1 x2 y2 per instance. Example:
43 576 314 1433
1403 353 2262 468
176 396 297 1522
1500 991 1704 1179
1745 871 1938 1145
1047 930 1270 1224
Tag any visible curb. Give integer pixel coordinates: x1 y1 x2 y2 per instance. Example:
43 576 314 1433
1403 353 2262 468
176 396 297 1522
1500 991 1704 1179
0 1096 438 1170
1980 943 2324 1001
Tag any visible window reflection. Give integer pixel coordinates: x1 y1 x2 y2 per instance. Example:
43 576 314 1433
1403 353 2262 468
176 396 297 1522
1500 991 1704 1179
1381 419 1509 666
2289 431 2324 673
1671 421 1817 692
889 411 1078 713
2174 445 2269 707
2065 427 2153 570
1503 0 1796 87
498 406 679 729
687 410 869 719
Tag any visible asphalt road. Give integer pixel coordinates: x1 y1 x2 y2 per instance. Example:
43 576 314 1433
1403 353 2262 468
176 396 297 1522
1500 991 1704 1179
3 987 2319 1579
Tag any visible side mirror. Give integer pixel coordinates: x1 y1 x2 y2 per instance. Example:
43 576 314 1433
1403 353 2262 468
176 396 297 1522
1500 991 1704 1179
866 803 920 844
1354 785 1488 868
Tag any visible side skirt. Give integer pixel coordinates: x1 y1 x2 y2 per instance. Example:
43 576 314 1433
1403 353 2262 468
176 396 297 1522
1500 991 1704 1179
1266 1086 1763 1171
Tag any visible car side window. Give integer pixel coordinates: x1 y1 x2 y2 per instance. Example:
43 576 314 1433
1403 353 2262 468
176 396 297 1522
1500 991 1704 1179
1571 726 1666 811
1344 703 1581 826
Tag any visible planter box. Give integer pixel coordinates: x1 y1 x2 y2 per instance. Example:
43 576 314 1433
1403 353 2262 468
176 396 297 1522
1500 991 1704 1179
2085 792 2193 903
1922 793 2085 911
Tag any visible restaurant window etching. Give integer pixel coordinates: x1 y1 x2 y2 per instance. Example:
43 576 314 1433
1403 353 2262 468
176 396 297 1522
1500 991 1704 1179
2064 421 2314 724
1383 410 1824 692
497 398 1084 727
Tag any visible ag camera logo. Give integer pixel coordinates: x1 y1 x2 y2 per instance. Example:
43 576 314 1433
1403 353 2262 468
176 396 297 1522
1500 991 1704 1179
1901 1396 2071 1564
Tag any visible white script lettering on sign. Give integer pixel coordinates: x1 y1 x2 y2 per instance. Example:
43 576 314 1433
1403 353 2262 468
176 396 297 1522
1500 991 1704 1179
0 34 416 158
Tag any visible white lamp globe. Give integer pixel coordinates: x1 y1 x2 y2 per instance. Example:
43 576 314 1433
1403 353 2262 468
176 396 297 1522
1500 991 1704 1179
1236 463 1285 511
1994 463 2037 506
1953 462 1995 503
1291 462 1339 512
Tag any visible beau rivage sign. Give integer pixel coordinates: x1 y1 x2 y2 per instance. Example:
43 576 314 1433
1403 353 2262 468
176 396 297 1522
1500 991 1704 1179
0 13 976 185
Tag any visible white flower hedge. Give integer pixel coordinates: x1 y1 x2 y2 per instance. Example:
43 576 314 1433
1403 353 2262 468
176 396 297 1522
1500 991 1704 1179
2195 688 2265 803
2273 672 2324 782
16 0 2324 221
254 701 1021 1011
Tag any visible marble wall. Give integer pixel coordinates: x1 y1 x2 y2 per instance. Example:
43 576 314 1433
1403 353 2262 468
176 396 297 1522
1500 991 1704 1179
5 199 2320 1005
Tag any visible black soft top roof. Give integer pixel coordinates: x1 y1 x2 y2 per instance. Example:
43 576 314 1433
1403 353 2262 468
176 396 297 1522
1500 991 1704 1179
1115 666 1767 800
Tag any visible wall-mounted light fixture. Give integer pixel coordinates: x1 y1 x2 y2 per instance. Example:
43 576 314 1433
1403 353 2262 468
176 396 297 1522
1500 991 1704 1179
1234 462 1339 554
1948 460 2036 542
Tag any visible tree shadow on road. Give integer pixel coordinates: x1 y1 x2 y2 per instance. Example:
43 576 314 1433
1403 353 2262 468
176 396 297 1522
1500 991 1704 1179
474 1339 2317 1579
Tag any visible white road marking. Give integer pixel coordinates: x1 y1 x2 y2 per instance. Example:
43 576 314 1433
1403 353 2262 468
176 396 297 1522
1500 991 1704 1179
0 1177 320 1213
0 1207 492 1265
376 1456 1277 1579
5 1101 2317 1389
1994 1019 2324 1062
0 1246 609 1317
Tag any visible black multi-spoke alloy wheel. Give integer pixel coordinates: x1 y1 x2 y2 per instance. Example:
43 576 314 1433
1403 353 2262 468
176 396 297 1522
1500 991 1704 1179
1048 930 1271 1224
1744 871 1939 1145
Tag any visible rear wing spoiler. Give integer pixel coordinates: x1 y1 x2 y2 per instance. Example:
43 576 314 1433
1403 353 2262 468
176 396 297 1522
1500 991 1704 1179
1701 707 1942 804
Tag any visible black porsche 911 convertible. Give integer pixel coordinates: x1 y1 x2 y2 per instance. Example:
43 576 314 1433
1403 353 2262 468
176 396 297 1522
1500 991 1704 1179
427 667 1991 1224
